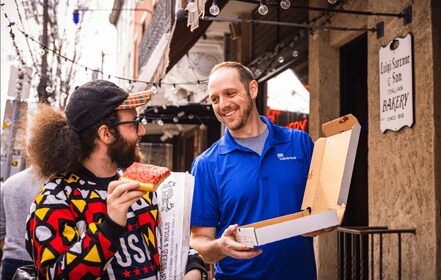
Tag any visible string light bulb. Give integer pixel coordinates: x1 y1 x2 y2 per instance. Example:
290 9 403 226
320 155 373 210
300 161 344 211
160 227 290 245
46 86 54 93
292 50 299 57
328 0 338 4
187 0 197 13
171 84 177 93
258 0 268 15
150 84 158 94
126 83 134 91
280 0 291 10
209 0 220 16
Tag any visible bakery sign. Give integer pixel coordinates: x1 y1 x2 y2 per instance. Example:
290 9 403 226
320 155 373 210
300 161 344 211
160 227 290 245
379 33 414 133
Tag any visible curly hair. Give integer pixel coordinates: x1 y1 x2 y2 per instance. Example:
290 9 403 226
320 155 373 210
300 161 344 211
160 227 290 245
27 104 119 178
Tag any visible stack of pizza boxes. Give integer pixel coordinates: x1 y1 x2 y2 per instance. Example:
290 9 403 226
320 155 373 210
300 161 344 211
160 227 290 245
234 114 361 247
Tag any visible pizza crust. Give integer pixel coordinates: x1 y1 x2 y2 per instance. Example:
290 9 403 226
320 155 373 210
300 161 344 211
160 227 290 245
119 176 164 192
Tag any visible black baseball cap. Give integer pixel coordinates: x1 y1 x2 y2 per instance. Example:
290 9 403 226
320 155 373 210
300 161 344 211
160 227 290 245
65 80 151 132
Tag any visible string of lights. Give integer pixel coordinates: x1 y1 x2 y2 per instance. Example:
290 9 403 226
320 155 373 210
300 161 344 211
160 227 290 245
2 3 212 129
12 0 40 77
1 4 208 93
239 0 411 81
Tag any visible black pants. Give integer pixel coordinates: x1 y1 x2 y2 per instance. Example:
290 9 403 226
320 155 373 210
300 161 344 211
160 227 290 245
1 258 34 280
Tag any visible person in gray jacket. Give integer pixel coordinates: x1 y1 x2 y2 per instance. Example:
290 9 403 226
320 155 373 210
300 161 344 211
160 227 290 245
0 166 44 280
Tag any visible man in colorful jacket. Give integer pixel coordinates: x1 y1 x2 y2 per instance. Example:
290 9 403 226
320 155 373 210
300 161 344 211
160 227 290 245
25 80 206 279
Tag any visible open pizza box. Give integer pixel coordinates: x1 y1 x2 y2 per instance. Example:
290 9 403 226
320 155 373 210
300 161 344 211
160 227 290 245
234 114 361 247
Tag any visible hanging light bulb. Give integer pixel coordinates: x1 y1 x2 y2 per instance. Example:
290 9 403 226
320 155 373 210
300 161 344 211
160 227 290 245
328 0 338 4
150 84 158 94
209 0 220 16
258 0 268 15
187 0 197 13
277 56 284 63
292 50 299 57
39 48 46 55
141 118 148 125
157 119 164 126
46 86 54 93
126 83 134 91
173 117 179 123
280 0 291 10
254 68 262 76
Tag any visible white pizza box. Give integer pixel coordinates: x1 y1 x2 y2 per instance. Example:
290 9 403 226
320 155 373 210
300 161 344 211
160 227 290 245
234 114 361 247
157 172 195 279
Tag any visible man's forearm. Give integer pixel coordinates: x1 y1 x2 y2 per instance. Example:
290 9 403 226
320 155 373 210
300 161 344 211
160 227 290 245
190 236 226 263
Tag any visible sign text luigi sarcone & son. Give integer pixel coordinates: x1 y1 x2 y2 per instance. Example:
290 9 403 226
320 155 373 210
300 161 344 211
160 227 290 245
379 33 414 132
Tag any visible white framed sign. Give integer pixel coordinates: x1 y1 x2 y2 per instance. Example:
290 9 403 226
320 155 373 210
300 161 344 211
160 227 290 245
379 33 414 132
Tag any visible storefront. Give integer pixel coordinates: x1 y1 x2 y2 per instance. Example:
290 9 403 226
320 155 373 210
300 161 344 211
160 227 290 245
134 0 441 278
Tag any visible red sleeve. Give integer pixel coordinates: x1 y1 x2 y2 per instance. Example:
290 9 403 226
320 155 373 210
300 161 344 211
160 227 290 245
26 180 125 279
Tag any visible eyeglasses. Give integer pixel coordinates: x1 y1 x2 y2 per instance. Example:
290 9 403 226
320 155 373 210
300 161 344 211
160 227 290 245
113 117 144 133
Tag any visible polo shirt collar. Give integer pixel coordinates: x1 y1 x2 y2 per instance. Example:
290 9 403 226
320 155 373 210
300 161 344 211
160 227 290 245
218 116 290 155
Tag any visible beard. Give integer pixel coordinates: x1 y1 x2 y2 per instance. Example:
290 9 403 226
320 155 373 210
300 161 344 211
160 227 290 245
107 131 145 169
222 94 254 131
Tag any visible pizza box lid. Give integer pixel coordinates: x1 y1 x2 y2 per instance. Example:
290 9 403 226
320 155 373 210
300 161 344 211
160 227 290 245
234 114 361 247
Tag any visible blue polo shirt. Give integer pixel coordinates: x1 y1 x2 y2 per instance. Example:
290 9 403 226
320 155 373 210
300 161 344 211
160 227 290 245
191 116 316 279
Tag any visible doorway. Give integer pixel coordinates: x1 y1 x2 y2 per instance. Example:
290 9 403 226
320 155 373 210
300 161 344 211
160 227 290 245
339 32 369 278
340 33 368 227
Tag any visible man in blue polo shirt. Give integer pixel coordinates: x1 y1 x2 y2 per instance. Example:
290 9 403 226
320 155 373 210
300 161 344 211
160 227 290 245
190 61 316 279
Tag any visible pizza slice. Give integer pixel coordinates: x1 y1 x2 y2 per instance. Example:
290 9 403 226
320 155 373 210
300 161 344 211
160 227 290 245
119 162 171 192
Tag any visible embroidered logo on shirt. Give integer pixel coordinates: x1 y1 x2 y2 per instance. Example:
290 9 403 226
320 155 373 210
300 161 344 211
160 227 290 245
277 153 297 160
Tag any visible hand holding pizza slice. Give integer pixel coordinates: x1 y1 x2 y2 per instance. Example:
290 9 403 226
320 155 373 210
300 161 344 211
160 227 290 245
119 162 171 192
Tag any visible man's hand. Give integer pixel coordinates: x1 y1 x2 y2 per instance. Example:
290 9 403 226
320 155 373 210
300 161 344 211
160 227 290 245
106 180 146 226
191 225 263 263
219 224 263 260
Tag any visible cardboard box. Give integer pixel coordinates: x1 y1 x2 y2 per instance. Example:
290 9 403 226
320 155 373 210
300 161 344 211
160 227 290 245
157 172 195 279
234 114 361 247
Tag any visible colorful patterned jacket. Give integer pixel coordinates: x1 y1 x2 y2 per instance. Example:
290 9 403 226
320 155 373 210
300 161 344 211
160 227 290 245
25 167 176 279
